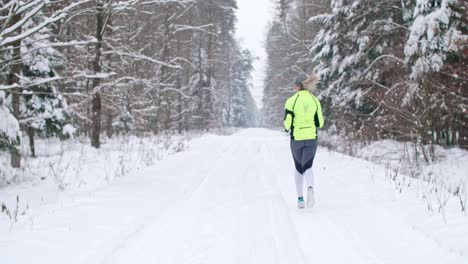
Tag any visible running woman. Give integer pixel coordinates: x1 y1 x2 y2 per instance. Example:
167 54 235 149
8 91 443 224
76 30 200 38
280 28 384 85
283 74 324 208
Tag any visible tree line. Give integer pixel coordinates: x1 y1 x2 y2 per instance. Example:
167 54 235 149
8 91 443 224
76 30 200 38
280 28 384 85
1 0 257 168
262 0 467 150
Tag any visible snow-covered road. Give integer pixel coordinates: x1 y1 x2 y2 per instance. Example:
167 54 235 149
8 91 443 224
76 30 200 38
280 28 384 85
2 129 467 263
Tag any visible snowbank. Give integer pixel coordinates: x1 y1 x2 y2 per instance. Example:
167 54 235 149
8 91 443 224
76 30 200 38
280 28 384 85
321 131 468 213
0 134 190 222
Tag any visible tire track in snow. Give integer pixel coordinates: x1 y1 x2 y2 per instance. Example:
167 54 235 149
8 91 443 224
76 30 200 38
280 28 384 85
263 140 308 264
94 138 242 264
99 139 246 264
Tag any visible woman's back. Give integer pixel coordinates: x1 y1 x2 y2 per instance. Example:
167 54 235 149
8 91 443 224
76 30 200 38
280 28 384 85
284 90 323 141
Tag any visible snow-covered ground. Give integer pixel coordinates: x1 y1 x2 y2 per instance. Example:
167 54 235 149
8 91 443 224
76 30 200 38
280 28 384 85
321 132 468 214
1 128 467 263
358 139 468 192
0 134 189 218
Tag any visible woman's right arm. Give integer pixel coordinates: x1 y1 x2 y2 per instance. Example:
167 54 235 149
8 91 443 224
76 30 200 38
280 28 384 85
284 99 294 132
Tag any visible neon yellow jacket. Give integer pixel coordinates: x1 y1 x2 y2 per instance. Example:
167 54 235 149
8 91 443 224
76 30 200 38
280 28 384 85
284 90 324 140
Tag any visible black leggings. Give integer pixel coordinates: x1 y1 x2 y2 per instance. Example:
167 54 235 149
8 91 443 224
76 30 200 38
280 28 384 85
290 139 317 174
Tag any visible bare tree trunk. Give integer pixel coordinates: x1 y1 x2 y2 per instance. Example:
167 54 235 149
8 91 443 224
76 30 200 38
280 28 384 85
27 126 36 158
91 1 104 148
205 6 215 130
176 39 183 134
91 92 102 148
8 12 22 168
106 111 113 138
460 43 468 149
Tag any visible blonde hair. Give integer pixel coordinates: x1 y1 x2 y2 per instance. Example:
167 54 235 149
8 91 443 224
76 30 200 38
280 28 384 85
301 74 320 91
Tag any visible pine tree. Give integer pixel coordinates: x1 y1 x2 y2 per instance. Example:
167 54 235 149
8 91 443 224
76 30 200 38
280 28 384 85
20 13 71 157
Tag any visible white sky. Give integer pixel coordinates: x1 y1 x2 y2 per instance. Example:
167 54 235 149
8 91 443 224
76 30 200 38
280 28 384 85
235 0 274 109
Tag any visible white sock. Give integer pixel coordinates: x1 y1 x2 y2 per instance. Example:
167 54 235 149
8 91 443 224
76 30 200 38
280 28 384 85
303 169 314 189
294 170 304 197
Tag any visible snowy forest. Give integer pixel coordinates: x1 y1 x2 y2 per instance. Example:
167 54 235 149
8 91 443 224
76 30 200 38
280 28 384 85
1 0 466 170
1 0 257 170
262 0 467 150
1 1 468 263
